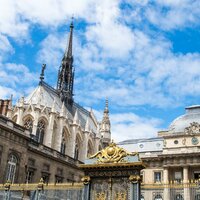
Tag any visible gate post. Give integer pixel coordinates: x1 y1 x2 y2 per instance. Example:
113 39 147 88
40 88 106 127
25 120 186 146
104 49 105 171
81 176 90 200
4 180 11 200
35 178 44 200
129 175 141 200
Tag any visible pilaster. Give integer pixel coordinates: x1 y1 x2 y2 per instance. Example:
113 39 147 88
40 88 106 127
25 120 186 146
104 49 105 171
183 166 190 200
163 167 170 200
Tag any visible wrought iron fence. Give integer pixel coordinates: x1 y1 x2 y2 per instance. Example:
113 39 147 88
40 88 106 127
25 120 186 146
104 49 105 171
0 179 84 200
1 180 200 199
141 181 200 200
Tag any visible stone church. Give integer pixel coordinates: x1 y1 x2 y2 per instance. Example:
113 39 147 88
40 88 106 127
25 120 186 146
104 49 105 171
0 21 111 184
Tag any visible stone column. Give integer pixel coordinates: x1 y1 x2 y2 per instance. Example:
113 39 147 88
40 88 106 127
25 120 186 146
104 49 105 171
54 116 65 152
68 125 77 158
45 111 56 147
81 132 89 161
183 166 190 200
32 108 40 136
163 168 170 200
94 137 100 153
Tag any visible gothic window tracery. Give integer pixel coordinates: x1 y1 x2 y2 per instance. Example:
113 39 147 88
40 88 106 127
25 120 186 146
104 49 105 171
24 117 33 133
36 120 46 144
6 154 18 183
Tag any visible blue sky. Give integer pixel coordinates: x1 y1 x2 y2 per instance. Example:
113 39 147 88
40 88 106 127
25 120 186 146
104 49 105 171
1 0 200 141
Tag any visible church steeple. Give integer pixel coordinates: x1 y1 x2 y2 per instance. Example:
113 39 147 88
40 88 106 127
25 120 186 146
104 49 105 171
57 20 74 106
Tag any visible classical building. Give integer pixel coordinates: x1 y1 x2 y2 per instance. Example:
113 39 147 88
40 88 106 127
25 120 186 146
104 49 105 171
119 105 200 200
0 21 111 184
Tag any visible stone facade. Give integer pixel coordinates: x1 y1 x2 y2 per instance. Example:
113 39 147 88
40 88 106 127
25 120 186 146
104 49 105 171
0 114 83 184
119 105 200 200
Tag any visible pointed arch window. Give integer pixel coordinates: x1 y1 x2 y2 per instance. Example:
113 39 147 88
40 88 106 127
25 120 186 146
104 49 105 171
24 118 33 133
6 154 17 183
60 138 66 155
74 143 79 160
36 120 45 144
87 142 93 158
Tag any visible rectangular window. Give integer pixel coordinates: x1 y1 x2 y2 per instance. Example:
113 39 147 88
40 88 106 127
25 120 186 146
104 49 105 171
194 171 200 180
26 171 34 183
174 171 182 183
42 174 49 184
154 172 162 183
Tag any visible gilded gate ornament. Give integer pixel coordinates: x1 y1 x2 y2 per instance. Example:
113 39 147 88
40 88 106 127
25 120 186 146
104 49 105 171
129 175 141 183
115 192 127 200
81 176 90 185
89 142 138 163
95 192 106 200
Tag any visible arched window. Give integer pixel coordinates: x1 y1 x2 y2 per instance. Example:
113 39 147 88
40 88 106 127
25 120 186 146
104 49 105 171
154 194 162 200
6 155 17 183
74 143 79 160
60 138 66 155
175 194 183 200
24 117 33 133
36 120 45 143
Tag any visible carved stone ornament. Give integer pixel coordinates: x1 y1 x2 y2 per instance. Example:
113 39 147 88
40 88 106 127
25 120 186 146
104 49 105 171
89 142 137 163
184 122 200 135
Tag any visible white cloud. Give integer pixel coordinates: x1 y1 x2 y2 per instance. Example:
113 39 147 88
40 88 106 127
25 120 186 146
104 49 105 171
0 63 38 99
127 0 200 30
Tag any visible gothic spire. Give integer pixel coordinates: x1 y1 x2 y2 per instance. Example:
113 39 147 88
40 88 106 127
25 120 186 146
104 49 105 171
100 98 111 146
57 20 74 107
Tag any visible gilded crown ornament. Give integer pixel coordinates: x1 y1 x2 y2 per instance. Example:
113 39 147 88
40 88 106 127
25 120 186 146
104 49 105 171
89 142 138 163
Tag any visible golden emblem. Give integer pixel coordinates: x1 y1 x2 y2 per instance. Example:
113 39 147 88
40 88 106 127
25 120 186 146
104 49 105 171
95 192 106 200
81 176 90 185
90 142 137 163
129 175 141 183
115 192 127 200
